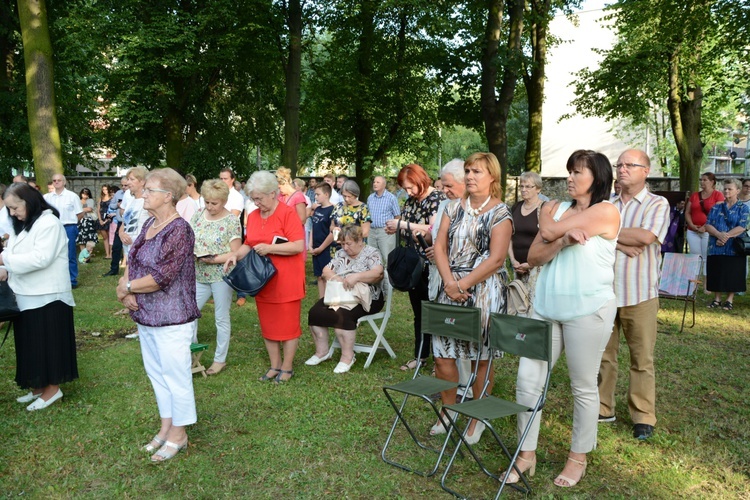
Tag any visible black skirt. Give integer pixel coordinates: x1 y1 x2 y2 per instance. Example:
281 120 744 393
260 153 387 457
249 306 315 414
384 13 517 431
14 300 79 389
308 296 385 331
706 255 747 293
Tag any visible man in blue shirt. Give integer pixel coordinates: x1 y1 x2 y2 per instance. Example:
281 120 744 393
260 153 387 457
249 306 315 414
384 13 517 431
367 175 401 264
102 176 128 277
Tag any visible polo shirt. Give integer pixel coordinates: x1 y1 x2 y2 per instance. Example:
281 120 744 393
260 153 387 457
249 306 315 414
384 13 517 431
44 189 82 225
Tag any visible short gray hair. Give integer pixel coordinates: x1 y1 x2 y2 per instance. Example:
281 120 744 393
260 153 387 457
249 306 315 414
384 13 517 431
441 159 465 184
519 171 543 190
146 168 187 206
724 177 742 191
341 179 360 199
245 170 279 197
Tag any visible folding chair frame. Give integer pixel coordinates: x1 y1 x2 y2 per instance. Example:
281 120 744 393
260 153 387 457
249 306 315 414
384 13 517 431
327 273 396 368
658 254 702 334
440 313 553 499
190 343 209 378
381 302 483 477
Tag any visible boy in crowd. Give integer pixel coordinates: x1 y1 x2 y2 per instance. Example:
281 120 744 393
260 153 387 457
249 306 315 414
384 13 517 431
309 182 334 298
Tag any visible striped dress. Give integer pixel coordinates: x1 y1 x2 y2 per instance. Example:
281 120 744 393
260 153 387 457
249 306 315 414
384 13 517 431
432 200 511 360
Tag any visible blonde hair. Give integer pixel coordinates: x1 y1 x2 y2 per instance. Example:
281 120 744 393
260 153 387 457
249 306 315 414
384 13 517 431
127 166 148 182
201 178 230 203
276 166 293 185
463 152 502 199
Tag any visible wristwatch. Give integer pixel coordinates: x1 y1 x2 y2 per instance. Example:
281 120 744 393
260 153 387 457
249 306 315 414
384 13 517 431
126 281 132 293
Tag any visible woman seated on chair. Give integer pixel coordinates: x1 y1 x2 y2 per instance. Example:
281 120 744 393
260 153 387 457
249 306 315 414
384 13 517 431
306 225 384 374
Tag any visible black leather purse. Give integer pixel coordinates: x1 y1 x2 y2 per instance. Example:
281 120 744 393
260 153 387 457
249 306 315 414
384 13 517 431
733 231 750 256
387 221 426 292
222 250 277 296
0 281 20 349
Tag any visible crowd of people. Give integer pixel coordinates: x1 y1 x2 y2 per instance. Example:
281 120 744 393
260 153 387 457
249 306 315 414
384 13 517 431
2 150 748 483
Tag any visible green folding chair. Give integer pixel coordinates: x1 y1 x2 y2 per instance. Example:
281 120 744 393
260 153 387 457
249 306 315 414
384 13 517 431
381 301 483 477
440 312 552 499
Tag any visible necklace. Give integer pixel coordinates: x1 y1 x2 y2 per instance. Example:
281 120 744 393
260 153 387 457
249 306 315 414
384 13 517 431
466 195 492 217
152 212 178 230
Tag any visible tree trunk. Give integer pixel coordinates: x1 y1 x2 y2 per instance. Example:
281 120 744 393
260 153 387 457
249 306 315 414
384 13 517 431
353 0 377 178
523 0 550 174
666 50 702 191
17 0 62 186
481 0 523 190
164 105 184 170
282 0 302 174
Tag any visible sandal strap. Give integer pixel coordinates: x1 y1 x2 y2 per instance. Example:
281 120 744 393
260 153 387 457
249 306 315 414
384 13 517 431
567 457 586 466
278 369 294 375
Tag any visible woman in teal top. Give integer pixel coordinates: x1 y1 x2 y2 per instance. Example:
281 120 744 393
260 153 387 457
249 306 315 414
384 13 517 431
502 150 621 489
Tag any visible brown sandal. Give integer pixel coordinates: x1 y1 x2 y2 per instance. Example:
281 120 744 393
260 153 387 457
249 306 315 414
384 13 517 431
206 362 226 376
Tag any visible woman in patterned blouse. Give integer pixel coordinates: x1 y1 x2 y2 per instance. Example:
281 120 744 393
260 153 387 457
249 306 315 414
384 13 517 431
116 168 200 463
327 179 371 257
190 179 242 375
385 163 446 371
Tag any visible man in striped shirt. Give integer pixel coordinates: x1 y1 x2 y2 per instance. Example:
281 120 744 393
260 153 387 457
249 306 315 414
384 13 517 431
598 149 670 441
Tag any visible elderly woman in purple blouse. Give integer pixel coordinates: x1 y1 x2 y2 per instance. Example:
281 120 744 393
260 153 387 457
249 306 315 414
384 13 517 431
116 168 200 463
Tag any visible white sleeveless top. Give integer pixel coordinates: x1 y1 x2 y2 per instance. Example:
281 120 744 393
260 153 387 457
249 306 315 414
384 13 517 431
533 202 616 321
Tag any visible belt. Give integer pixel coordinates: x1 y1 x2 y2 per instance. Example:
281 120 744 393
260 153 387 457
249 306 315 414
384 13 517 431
63 223 78 227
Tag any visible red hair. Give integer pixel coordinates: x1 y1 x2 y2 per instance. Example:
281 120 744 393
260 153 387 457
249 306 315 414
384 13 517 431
397 164 432 199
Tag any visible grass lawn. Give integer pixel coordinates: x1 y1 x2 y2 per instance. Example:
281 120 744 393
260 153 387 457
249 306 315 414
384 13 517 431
0 252 748 498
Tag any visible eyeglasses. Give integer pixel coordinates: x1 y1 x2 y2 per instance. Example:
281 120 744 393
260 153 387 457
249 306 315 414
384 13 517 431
613 163 647 170
519 184 537 190
143 187 171 196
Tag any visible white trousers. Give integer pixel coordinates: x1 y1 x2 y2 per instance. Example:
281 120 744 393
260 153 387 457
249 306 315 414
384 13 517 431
138 323 197 426
516 298 616 454
367 227 396 267
192 280 233 363
686 229 709 272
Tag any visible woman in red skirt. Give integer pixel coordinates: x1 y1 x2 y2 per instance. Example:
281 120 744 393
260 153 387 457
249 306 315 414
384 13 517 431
225 170 305 383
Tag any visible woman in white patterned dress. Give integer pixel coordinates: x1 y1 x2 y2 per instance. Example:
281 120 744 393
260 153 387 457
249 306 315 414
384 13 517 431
432 152 513 444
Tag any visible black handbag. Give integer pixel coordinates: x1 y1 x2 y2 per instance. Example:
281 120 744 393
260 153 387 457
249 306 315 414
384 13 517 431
387 221 426 292
0 281 20 349
222 249 277 296
733 231 750 256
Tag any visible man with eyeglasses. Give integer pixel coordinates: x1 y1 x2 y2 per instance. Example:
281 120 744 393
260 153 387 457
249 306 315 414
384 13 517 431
44 174 84 288
598 149 670 441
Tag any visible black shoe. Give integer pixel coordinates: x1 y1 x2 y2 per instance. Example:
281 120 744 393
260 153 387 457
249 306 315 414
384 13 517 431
598 414 616 423
71 284 79 289
102 270 118 277
633 424 654 440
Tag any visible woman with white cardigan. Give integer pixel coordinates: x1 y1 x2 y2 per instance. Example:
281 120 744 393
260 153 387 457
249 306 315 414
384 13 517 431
0 182 78 411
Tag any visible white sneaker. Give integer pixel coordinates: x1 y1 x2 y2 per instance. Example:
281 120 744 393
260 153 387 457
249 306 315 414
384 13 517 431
26 389 63 411
305 352 332 366
17 391 41 403
333 357 356 374
125 332 139 339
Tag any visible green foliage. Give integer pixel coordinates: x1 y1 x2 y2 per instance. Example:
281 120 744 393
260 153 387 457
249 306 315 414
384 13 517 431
569 0 747 185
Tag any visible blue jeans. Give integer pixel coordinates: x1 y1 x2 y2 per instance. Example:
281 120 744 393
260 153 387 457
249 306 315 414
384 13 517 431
64 224 79 286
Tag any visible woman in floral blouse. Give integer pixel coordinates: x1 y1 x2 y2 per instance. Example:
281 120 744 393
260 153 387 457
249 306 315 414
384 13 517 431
328 180 371 257
190 179 242 375
385 163 446 371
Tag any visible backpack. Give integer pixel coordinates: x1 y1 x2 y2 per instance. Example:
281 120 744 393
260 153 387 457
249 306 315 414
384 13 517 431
506 278 530 316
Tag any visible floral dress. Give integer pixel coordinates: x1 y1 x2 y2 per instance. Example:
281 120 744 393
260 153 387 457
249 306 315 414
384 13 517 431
400 190 445 257
190 210 242 284
433 200 512 360
76 198 98 245
329 202 371 257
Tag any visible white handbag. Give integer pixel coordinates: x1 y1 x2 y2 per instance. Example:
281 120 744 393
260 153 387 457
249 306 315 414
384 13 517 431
324 280 358 306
